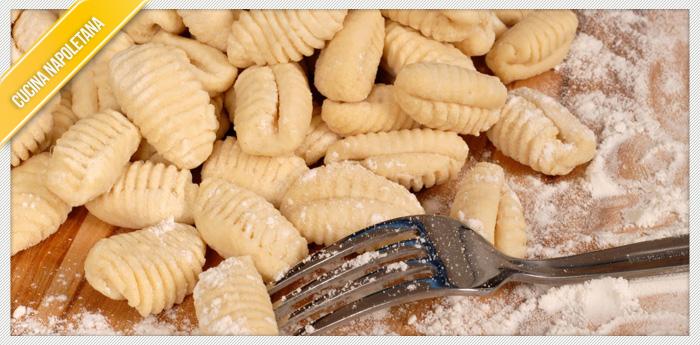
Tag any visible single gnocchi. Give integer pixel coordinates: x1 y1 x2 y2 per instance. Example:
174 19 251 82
193 256 278 335
84 221 206 317
280 162 425 245
233 63 312 156
492 9 534 26
85 161 198 229
201 137 309 207
394 62 507 135
11 153 72 255
12 10 57 58
227 10 348 67
48 90 78 146
450 162 527 258
123 10 185 44
486 10 578 84
194 178 309 281
325 129 469 191
487 88 597 175
47 110 140 206
314 10 385 102
380 10 491 42
110 43 218 169
295 111 341 165
177 10 242 51
321 84 419 137
382 21 475 76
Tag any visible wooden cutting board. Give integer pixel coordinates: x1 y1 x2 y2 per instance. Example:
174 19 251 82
11 9 689 335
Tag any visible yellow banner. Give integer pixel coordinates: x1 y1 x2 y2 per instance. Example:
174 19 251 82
0 0 148 147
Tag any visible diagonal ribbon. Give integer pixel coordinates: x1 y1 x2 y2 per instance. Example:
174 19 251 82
0 0 148 147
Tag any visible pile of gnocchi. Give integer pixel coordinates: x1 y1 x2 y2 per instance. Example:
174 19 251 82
11 9 597 335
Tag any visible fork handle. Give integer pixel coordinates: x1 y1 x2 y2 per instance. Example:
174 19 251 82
508 234 689 285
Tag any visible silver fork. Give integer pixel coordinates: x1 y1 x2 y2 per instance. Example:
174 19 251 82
269 215 689 335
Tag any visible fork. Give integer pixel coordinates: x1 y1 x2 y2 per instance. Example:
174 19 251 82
269 215 689 335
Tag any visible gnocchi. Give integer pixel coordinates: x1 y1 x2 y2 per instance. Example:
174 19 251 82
11 96 56 167
123 9 185 44
295 111 341 165
380 10 491 42
177 10 242 51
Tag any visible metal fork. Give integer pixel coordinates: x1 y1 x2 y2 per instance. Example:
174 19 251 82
269 215 689 335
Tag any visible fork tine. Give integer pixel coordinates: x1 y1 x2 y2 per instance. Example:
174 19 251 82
298 278 449 335
269 218 422 295
278 259 438 332
273 238 428 317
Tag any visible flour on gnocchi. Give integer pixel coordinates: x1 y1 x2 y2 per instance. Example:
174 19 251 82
194 256 278 335
194 178 308 281
84 220 206 317
281 162 425 245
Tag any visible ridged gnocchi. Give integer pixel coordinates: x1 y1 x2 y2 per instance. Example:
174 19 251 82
110 43 218 169
453 12 498 56
12 10 57 57
48 90 78 146
280 162 425 245
486 10 578 84
487 88 597 175
194 178 309 281
123 10 185 44
380 10 490 42
202 137 309 207
11 96 57 167
314 10 385 102
227 10 348 67
47 110 140 206
492 9 534 26
85 161 198 229
84 221 206 316
325 129 469 191
295 112 341 165
321 84 418 137
177 10 242 51
382 21 475 76
233 63 312 156
193 256 278 335
450 162 527 258
12 153 72 255
394 62 507 135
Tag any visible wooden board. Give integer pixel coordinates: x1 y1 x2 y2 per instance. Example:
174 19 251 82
11 10 689 335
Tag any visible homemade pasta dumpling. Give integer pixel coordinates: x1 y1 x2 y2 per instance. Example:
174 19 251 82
325 129 469 191
314 10 384 102
177 10 242 51
194 256 278 335
201 137 309 207
486 10 578 84
12 10 57 57
453 12 498 56
85 161 198 229
152 31 238 95
382 21 474 76
380 10 490 42
487 87 597 175
132 140 171 165
71 32 134 118
194 178 308 281
394 62 507 135
12 153 72 255
295 112 340 165
110 43 218 169
321 84 418 137
11 96 57 167
233 63 312 156
123 9 185 44
492 9 534 26
47 110 140 206
450 162 527 258
280 162 425 245
227 10 347 67
84 221 206 317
